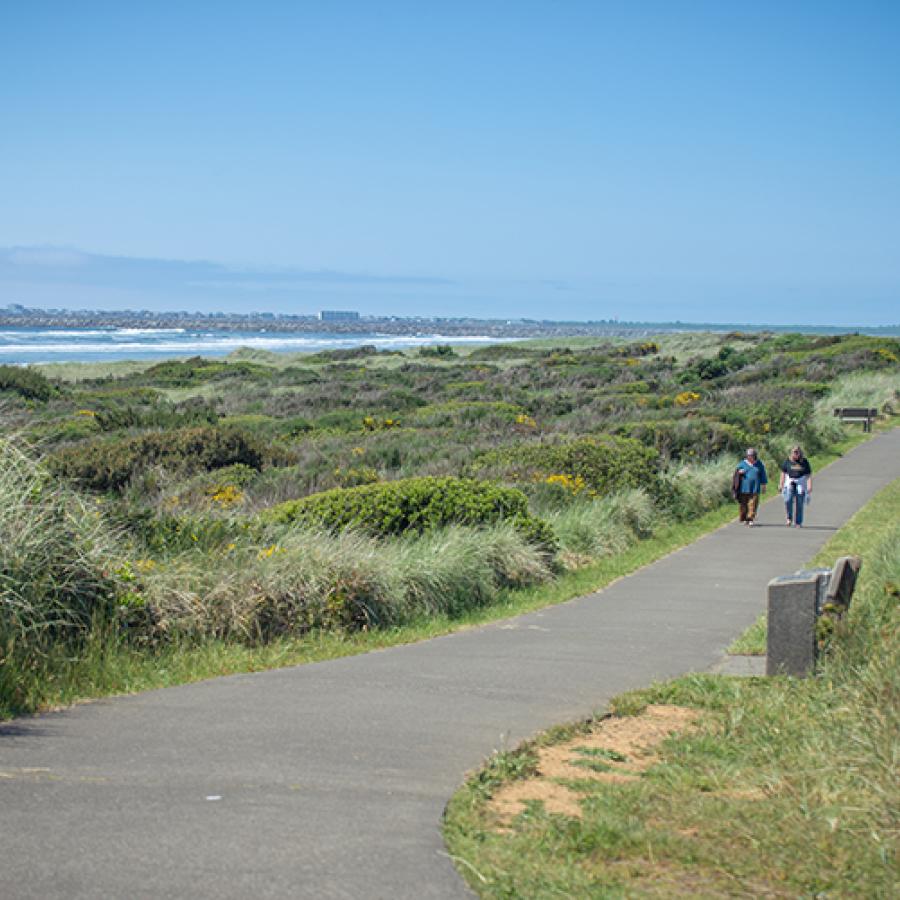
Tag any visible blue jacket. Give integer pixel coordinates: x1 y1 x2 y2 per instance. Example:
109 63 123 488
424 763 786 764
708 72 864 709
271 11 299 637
737 458 768 494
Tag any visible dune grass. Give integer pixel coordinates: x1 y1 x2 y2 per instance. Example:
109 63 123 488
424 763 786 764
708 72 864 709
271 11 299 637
0 427 875 720
444 475 900 898
816 369 900 415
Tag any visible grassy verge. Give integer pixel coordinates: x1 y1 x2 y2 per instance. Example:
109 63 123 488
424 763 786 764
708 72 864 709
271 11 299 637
2 429 879 720
443 476 900 898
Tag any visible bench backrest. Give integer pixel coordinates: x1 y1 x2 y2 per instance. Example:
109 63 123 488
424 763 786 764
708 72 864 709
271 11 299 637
833 407 877 418
825 555 861 608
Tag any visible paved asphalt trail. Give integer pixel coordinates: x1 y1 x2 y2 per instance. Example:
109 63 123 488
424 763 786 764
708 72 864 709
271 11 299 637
3 429 898 899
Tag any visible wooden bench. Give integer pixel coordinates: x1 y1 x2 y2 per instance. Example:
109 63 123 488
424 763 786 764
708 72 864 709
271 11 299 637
833 407 878 432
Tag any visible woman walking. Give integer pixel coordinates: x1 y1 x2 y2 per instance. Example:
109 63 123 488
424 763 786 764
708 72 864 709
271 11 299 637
779 445 812 527
735 448 768 526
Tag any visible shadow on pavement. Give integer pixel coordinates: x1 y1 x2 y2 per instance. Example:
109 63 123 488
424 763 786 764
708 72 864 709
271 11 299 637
748 524 838 531
0 720 55 740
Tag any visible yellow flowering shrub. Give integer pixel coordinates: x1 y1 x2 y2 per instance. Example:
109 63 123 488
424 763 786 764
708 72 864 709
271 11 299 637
333 466 379 488
362 416 401 431
543 473 589 496
257 544 283 560
674 391 701 407
209 484 244 507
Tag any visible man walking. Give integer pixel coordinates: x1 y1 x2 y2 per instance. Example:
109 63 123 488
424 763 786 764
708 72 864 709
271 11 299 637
736 447 768 526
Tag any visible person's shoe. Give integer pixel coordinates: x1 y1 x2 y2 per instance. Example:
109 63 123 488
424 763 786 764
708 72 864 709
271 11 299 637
786 518 792 526
748 520 754 527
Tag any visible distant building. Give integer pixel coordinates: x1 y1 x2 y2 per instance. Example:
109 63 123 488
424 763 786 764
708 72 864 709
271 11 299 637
318 310 360 322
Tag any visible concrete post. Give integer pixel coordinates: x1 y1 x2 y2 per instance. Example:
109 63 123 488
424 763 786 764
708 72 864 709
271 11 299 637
766 568 830 676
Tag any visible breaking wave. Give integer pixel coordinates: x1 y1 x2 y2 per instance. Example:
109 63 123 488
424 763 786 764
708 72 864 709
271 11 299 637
0 327 510 364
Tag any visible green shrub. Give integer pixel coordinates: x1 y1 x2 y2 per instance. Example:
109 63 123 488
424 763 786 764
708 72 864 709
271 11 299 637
471 436 659 497
720 398 815 439
120 508 241 556
90 397 219 431
312 408 367 431
305 345 401 363
261 476 556 552
135 356 273 387
614 418 750 462
0 364 55 402
217 414 280 436
25 412 102 446
609 340 659 358
147 463 259 515
275 366 321 386
278 415 315 436
419 344 457 358
69 385 160 404
49 425 283 491
678 344 754 383
610 380 651 394
411 400 523 428
333 465 380 488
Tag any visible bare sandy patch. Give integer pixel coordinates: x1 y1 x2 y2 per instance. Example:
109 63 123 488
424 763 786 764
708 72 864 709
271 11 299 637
714 787 767 801
488 705 699 825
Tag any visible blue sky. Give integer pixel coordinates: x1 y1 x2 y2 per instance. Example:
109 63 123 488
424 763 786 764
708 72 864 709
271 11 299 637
2 1 898 325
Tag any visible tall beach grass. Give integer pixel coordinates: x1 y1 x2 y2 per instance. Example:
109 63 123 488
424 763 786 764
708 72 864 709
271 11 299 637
817 369 900 415
0 438 123 708
137 523 552 643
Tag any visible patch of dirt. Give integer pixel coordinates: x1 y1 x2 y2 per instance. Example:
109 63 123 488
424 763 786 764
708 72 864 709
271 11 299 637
488 704 699 825
715 787 767 801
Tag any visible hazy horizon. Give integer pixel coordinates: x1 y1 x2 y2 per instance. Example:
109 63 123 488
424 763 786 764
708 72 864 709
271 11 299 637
3 244 898 329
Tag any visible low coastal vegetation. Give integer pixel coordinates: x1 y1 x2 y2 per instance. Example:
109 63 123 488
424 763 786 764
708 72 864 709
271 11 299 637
443 479 900 897
1 331 898 716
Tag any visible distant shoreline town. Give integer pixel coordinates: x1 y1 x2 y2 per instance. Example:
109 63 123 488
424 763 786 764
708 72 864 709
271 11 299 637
1 305 897 338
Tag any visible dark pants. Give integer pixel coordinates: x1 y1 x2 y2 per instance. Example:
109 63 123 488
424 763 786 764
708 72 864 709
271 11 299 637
738 492 759 522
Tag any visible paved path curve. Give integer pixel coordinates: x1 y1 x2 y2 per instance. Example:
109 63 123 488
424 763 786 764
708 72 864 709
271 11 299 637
3 429 899 899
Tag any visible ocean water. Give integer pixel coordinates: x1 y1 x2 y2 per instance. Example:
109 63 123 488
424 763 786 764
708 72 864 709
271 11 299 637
0 327 506 365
